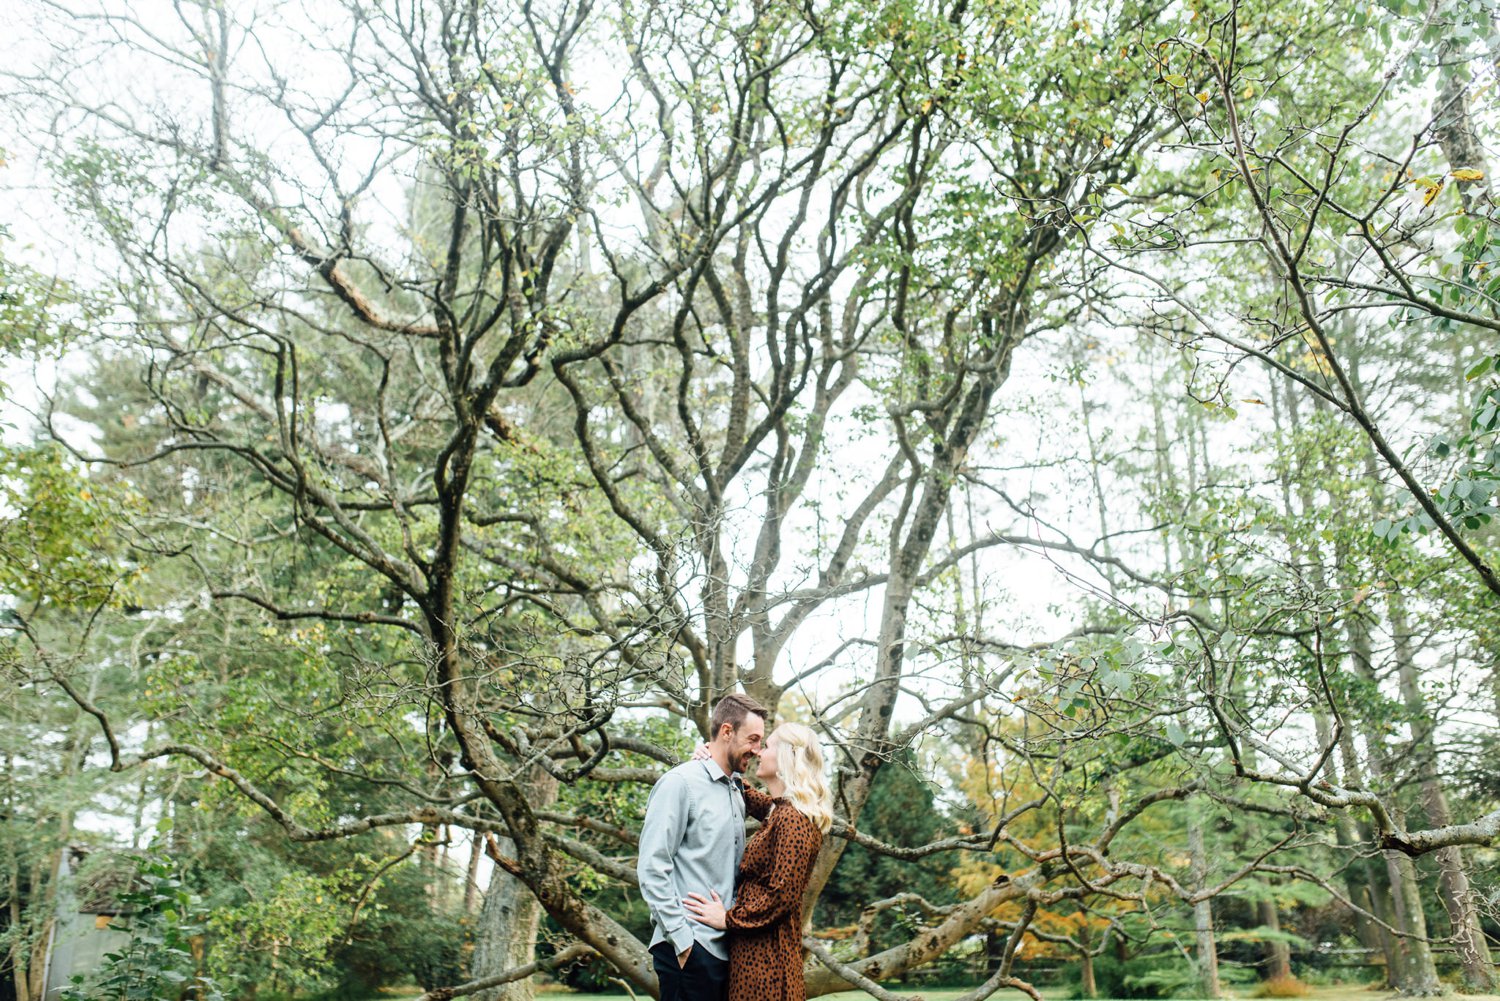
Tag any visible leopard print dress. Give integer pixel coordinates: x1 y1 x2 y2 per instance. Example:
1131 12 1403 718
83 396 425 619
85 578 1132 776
725 788 823 1001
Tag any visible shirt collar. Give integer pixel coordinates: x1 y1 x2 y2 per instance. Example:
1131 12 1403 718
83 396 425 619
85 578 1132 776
699 757 734 784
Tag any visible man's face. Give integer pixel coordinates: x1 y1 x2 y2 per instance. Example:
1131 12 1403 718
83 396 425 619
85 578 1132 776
726 715 765 774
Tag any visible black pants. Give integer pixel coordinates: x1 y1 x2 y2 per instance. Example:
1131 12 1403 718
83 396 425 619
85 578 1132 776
652 941 728 1001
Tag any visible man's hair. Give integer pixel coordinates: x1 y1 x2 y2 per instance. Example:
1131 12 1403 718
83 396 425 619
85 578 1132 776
710 693 768 737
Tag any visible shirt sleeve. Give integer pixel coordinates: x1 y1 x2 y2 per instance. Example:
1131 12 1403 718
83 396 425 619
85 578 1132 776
636 771 696 954
744 786 774 821
725 809 822 933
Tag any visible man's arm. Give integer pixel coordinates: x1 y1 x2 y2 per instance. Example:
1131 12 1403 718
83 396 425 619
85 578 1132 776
636 771 695 962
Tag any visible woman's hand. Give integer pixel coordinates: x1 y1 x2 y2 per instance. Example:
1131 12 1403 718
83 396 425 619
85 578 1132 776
690 743 712 762
683 890 727 930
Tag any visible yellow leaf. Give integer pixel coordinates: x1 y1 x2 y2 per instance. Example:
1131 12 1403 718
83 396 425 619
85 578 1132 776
1452 168 1485 182
1241 84 1254 99
1423 181 1445 207
1102 135 1115 148
1196 92 1210 103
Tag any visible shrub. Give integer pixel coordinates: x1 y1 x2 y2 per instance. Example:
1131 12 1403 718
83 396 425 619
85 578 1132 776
61 851 227 1001
396 912 471 991
1062 952 1176 998
1251 975 1312 998
1058 952 1255 1000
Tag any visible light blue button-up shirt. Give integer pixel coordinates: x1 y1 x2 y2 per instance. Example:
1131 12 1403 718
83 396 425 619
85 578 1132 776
637 758 746 960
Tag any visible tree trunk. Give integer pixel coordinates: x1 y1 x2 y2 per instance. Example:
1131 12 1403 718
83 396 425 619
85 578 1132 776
1388 852 1442 996
984 929 1004 977
129 722 154 850
471 772 559 1001
7 760 35 1001
1389 595 1497 991
437 824 453 910
473 840 545 1001
1257 894 1293 981
1282 381 1391 989
1428 843 1495 992
1349 720 1441 989
464 834 484 915
1348 665 1439 993
1340 726 1403 989
1078 923 1097 1000
1314 714 1390 976
9 863 30 1001
1340 564 1441 995
1433 40 1495 214
1188 816 1222 998
804 343 1019 910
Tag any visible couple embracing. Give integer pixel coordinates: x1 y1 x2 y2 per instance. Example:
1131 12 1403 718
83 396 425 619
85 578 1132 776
637 694 833 1001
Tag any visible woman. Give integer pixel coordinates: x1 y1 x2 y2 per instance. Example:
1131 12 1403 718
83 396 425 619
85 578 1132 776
683 722 833 1001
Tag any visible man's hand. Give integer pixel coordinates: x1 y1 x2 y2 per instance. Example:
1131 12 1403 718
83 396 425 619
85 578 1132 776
677 945 693 968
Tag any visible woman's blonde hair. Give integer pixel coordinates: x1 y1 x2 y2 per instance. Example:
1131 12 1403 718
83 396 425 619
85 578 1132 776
772 722 834 833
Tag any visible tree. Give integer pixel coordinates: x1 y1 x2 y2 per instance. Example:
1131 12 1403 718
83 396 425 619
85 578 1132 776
815 749 956 951
4 0 1495 998
0 228 142 1001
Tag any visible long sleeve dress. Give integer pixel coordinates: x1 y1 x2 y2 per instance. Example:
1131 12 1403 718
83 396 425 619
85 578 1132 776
725 788 824 1001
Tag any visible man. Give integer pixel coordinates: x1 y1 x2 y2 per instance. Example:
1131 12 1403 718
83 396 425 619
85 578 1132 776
637 693 768 1001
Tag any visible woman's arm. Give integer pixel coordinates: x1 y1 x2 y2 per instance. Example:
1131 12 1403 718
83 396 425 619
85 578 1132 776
724 811 822 932
743 786 774 821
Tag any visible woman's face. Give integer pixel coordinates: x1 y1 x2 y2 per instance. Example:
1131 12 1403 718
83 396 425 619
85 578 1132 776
756 730 781 782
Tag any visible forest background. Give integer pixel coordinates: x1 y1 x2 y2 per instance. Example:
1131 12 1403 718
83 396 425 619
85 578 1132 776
1 0 1498 999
